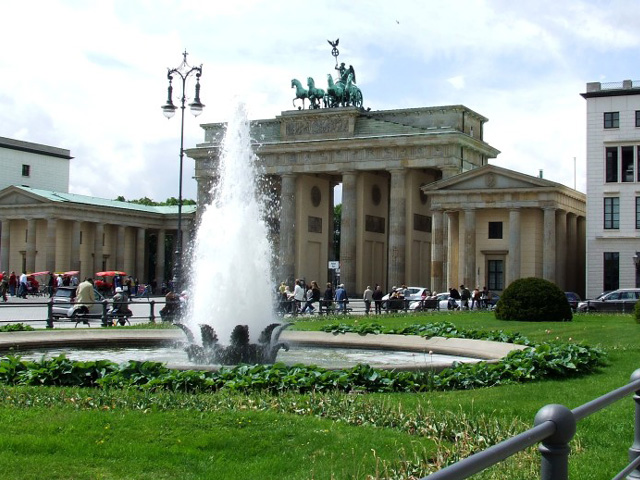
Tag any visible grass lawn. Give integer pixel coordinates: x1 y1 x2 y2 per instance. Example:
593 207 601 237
0 311 638 479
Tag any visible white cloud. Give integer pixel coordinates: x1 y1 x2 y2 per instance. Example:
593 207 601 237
447 75 465 90
2 0 639 200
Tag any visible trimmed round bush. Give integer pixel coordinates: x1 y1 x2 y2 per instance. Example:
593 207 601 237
494 277 572 322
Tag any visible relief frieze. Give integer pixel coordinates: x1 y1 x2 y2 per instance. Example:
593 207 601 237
284 117 350 137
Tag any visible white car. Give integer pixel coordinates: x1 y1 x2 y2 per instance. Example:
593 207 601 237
382 287 432 311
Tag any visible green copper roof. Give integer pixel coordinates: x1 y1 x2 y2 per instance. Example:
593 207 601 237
15 186 197 215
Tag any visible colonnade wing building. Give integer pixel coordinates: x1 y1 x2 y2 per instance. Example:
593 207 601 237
0 185 195 285
188 105 586 296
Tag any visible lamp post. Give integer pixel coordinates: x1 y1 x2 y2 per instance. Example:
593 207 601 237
161 50 204 292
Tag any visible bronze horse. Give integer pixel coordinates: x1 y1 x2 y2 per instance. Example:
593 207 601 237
307 77 326 109
291 79 308 109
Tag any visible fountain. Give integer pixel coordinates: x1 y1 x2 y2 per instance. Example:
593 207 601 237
177 103 290 365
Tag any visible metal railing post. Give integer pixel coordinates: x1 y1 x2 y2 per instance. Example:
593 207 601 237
101 299 109 327
149 300 156 323
534 404 576 480
46 299 54 329
628 369 640 479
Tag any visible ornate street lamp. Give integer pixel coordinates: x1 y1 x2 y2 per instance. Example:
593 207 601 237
161 50 204 291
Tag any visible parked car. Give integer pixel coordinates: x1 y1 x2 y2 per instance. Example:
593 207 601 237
382 287 431 311
434 291 500 310
576 288 640 313
565 292 582 311
51 286 106 319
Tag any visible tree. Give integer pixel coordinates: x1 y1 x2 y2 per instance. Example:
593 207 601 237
333 204 341 258
113 196 196 206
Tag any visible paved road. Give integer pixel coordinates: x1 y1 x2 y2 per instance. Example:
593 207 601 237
0 295 167 329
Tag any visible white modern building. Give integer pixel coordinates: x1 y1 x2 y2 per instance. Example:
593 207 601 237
0 137 72 192
582 80 640 298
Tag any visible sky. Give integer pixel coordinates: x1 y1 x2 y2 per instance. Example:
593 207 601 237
1 0 639 202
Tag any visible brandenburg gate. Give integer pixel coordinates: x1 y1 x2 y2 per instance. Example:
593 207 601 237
187 105 500 295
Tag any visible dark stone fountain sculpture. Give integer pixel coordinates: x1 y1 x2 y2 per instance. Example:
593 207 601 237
175 322 291 365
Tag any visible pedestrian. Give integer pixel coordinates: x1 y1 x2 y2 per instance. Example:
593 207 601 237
402 284 411 311
460 284 471 310
321 282 334 314
301 281 321 314
363 285 373 314
0 272 8 302
335 284 348 313
293 279 305 314
372 284 384 314
18 271 28 298
471 286 481 310
8 271 16 297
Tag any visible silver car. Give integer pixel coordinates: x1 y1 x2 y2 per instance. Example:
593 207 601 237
51 286 106 319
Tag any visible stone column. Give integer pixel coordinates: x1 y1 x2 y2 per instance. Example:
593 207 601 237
576 216 586 296
463 208 476 288
566 213 578 292
446 211 459 289
543 207 556 282
155 229 166 285
327 180 336 263
136 228 146 282
430 210 444 293
1 220 10 272
94 223 104 274
555 210 567 290
116 225 125 269
46 218 57 274
279 174 297 284
71 221 81 272
340 171 357 295
508 208 521 285
388 169 407 287
26 219 36 273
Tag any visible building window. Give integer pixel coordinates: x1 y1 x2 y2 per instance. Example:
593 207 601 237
603 252 620 291
79 231 83 245
21 164 30 177
606 147 618 182
604 197 620 229
487 260 504 291
637 198 640 229
622 146 634 182
604 112 619 128
488 222 503 239
636 111 640 127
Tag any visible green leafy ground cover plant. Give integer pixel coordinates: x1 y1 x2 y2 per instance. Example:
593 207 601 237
0 322 34 332
0 323 604 393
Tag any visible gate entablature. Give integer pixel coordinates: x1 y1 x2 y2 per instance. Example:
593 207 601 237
189 105 500 178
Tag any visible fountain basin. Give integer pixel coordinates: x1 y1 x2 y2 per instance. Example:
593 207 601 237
0 329 528 372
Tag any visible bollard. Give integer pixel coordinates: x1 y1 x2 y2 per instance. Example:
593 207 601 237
628 369 640 479
101 299 109 327
534 404 576 480
46 298 54 329
149 300 156 323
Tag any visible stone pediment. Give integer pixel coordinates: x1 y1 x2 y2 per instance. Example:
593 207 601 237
0 187 49 206
422 164 558 192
